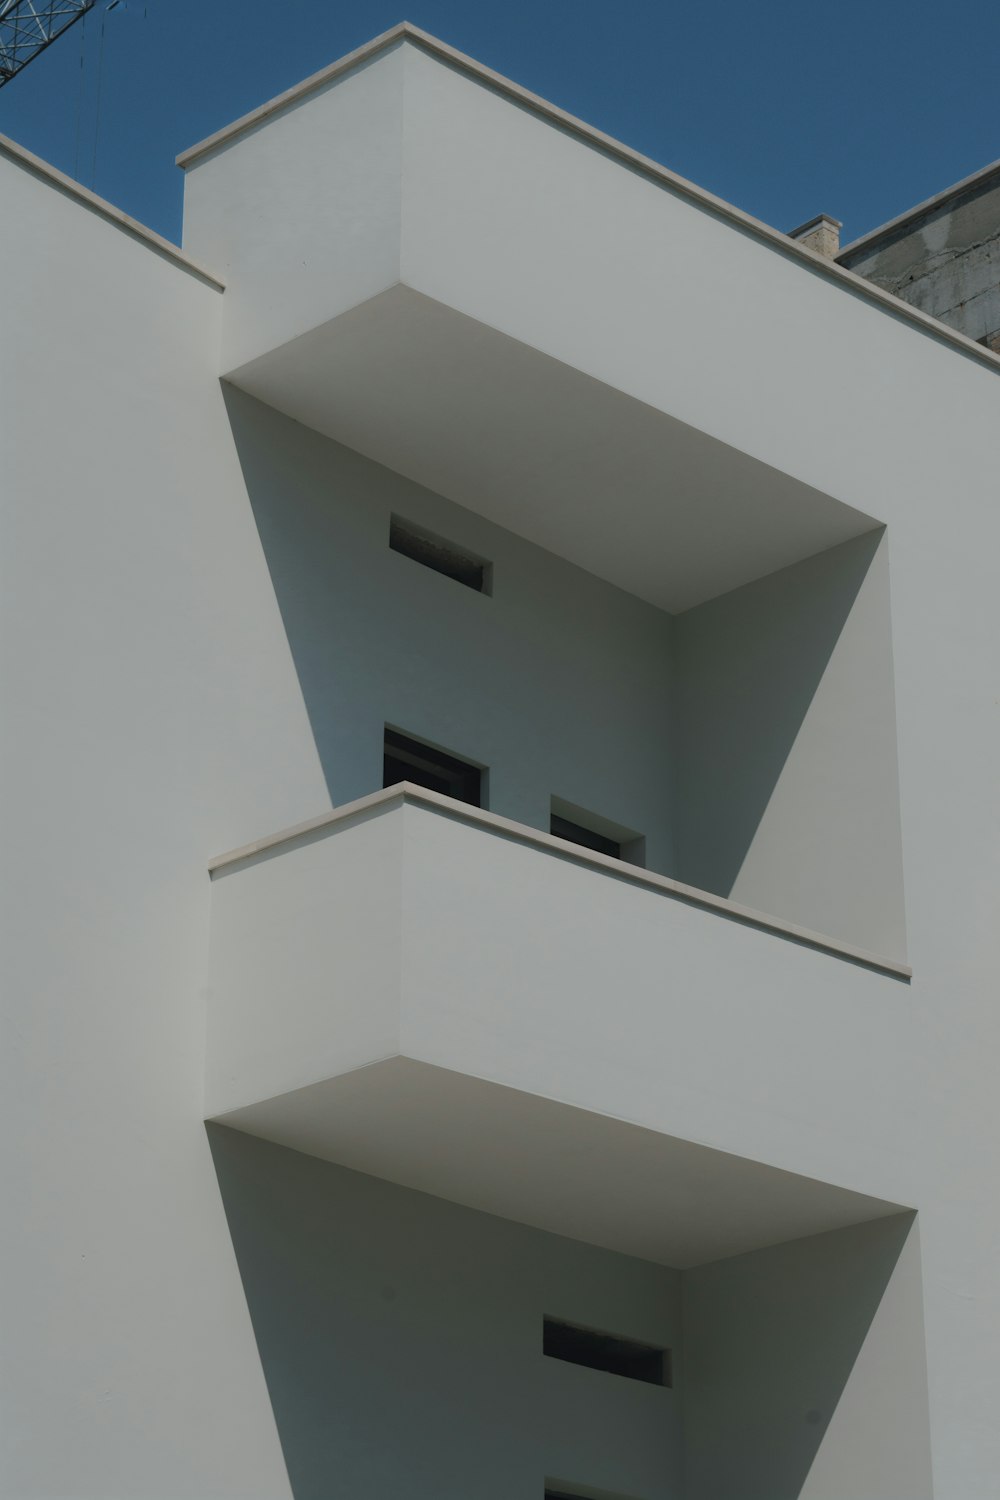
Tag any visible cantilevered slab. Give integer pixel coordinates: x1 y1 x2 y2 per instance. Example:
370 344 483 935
213 1056 904 1269
179 30 897 612
206 789 913 1267
227 285 875 613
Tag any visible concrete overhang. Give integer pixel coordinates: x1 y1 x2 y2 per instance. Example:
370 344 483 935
215 1056 904 1270
178 29 896 613
225 285 875 613
206 788 911 1269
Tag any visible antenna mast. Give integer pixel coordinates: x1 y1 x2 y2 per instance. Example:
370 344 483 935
0 0 96 89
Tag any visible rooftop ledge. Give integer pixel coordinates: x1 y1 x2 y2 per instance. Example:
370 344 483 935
0 134 224 291
209 783 912 980
839 151 1000 258
175 21 1000 375
174 22 1000 615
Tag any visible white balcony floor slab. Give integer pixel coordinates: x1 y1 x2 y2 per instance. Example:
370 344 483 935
207 788 911 1267
227 285 877 614
213 1055 904 1269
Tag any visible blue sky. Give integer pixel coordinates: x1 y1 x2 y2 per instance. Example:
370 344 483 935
2 0 999 247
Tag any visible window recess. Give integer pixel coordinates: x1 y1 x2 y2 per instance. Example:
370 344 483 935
546 1492 639 1500
550 814 622 859
546 1489 643 1500
543 1316 671 1387
549 798 646 867
389 515 492 594
383 728 483 807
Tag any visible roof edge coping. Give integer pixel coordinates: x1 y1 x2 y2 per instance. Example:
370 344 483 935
1 132 224 291
209 782 912 981
840 154 1000 259
172 22 1000 376
788 212 843 238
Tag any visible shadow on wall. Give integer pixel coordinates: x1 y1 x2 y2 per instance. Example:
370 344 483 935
210 1126 928 1500
222 384 395 811
681 1212 924 1500
671 528 906 958
672 528 883 897
208 1125 683 1500
225 379 903 953
222 383 677 866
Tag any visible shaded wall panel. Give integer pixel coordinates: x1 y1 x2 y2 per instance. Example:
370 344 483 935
209 1127 682 1500
672 532 906 958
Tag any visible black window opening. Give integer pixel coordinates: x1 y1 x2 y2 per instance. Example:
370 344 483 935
546 1492 602 1500
549 802 646 867
550 814 622 860
383 728 483 807
547 1489 644 1500
547 1489 646 1500
543 1317 671 1388
389 516 492 594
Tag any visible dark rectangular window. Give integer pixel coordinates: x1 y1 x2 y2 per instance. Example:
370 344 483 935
550 800 645 868
543 1317 670 1387
546 1490 640 1500
383 728 482 807
389 516 491 593
550 814 622 860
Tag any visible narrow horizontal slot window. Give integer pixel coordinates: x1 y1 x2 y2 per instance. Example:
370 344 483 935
383 728 483 807
543 1317 670 1387
389 516 491 593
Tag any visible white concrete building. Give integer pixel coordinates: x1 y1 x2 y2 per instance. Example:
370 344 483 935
4 23 999 1500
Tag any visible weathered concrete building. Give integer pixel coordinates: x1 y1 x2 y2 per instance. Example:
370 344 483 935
838 158 1000 349
4 23 1000 1500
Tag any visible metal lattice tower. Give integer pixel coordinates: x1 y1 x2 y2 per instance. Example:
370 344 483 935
0 0 96 88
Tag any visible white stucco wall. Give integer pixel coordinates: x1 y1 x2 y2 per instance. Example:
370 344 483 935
381 58 1000 1489
180 42 406 372
673 530 906 958
6 25 1000 1499
2 148 324 1500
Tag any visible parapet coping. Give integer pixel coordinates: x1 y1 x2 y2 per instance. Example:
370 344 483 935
209 782 913 981
787 212 843 238
174 21 1000 375
0 132 225 291
840 154 1000 259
